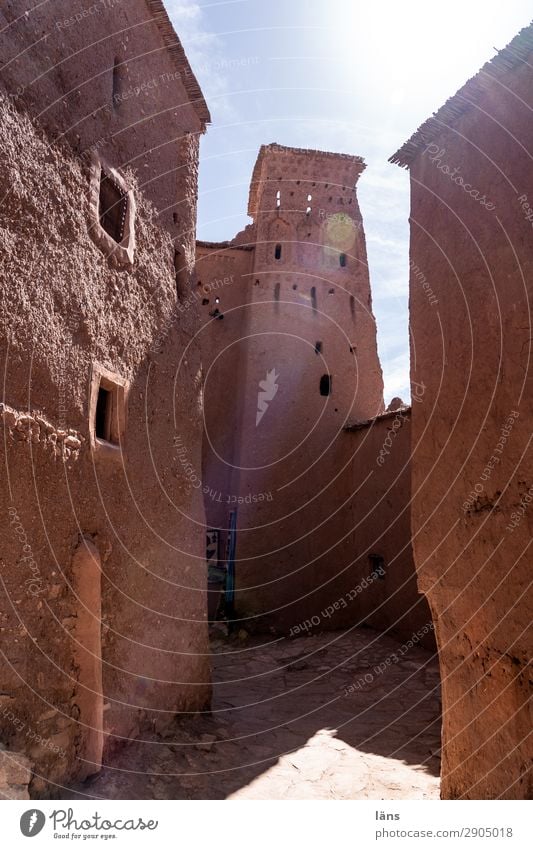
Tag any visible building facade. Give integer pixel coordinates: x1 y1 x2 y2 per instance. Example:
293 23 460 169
391 23 533 799
198 144 433 646
0 0 210 795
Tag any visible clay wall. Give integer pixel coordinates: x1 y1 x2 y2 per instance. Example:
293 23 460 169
401 49 533 798
0 89 209 793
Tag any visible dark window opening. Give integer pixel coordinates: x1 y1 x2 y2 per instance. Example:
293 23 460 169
274 243 282 260
99 173 127 243
315 341 322 355
329 288 335 294
292 284 297 290
369 554 386 580
320 374 332 396
311 286 317 311
173 212 178 224
202 298 210 305
274 283 280 301
94 385 118 444
350 295 356 321
339 253 347 268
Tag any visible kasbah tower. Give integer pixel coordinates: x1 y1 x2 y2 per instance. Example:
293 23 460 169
198 142 385 632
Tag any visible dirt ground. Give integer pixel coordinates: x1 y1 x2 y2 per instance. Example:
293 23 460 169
60 626 441 800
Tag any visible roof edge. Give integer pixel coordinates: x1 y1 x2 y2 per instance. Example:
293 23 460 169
248 142 366 218
144 0 211 128
390 20 533 169
344 406 411 432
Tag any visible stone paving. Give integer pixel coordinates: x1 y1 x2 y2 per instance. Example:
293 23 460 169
62 626 441 800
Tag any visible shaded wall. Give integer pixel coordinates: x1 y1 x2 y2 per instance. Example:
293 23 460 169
406 53 533 798
0 94 209 794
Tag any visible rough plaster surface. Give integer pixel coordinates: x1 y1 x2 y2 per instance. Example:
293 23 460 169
406 55 533 799
0 92 209 794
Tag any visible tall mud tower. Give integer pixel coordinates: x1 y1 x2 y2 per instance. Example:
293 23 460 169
200 143 384 631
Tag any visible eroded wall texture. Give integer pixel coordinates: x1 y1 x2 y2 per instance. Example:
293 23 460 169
0 0 210 796
393 29 533 799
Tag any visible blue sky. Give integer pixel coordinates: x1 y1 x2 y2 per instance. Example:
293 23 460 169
167 0 533 403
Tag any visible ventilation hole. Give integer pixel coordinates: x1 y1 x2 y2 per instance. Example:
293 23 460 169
292 284 297 290
320 374 332 396
340 253 347 268
173 212 178 224
329 288 335 295
315 341 322 355
274 243 282 260
202 298 209 305
311 286 317 311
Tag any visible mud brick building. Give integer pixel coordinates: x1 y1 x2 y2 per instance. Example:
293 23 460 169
0 0 210 793
391 23 533 799
198 144 433 647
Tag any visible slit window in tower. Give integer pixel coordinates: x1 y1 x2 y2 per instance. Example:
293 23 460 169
350 295 356 321
369 554 386 580
340 253 347 268
320 374 332 396
99 173 128 243
311 286 317 311
315 341 322 355
274 243 282 260
276 190 281 209
274 283 280 301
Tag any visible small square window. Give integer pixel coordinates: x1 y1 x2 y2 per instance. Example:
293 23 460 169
89 364 129 458
94 384 119 444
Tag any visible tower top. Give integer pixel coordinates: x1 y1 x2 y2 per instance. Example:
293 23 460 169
248 143 366 218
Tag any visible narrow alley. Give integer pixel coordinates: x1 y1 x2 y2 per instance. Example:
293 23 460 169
63 627 441 801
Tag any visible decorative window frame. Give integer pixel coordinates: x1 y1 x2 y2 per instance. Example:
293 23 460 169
89 152 136 266
89 363 130 462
